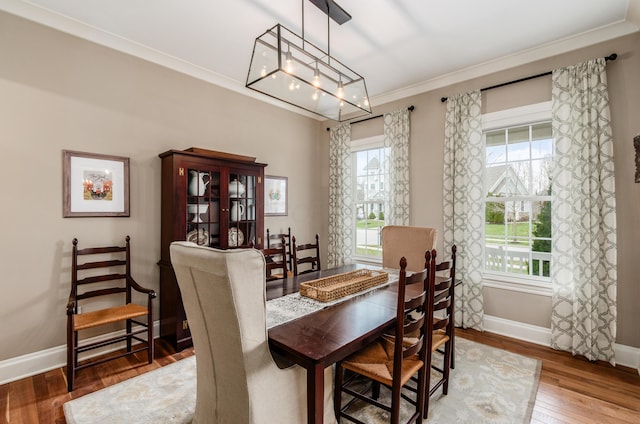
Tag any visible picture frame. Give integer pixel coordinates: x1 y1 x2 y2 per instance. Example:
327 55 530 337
264 175 288 216
634 134 640 183
63 150 130 217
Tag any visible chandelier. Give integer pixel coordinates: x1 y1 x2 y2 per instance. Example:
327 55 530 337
246 0 371 122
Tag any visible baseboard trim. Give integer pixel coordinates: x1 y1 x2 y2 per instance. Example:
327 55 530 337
483 314 640 372
2 317 638 385
0 321 160 385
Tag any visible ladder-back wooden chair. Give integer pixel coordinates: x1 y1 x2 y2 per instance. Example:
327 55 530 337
334 255 432 423
424 248 454 418
66 236 155 392
291 234 321 276
266 227 292 271
261 236 288 281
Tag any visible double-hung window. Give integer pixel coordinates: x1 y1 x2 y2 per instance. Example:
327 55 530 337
482 102 553 292
351 136 388 261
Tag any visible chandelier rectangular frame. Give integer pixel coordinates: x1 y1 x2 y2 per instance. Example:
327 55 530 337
246 23 371 122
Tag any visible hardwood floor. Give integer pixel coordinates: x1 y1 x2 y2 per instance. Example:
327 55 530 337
1 331 639 423
457 329 640 424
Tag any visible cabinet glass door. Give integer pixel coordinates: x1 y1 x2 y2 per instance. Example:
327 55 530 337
228 172 257 248
186 168 222 248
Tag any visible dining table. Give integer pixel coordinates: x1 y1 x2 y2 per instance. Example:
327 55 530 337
266 264 423 424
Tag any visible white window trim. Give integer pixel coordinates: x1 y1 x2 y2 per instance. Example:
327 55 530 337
351 135 384 152
483 272 552 296
482 101 553 296
482 101 551 130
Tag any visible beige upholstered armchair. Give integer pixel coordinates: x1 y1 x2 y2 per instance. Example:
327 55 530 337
169 242 337 424
381 226 437 272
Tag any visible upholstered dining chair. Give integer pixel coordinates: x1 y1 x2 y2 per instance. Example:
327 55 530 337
169 242 337 424
381 226 437 272
334 254 432 424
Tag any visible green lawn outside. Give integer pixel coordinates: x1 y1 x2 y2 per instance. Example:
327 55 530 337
356 246 382 257
356 219 384 229
485 222 531 246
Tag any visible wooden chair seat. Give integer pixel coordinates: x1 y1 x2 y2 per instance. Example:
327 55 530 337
431 329 450 351
73 304 149 331
341 337 424 388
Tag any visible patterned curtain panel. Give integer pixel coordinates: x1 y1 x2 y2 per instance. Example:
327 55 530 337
382 108 411 225
442 91 484 331
550 58 617 364
328 123 354 267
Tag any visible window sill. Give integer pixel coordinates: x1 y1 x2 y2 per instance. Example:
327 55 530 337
353 257 382 268
482 273 552 297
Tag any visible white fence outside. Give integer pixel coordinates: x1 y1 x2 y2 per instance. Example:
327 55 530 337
485 245 551 277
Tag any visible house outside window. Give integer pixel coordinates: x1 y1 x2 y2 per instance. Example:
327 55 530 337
352 136 387 260
482 102 553 293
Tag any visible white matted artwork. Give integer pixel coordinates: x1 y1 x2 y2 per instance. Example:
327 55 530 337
264 175 287 216
63 150 130 217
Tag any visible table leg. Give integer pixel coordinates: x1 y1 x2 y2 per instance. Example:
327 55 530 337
307 364 325 424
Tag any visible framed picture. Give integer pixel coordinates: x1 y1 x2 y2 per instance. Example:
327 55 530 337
264 175 288 216
63 150 130 217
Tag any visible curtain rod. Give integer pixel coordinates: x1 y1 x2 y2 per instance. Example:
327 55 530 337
440 53 617 103
326 105 414 131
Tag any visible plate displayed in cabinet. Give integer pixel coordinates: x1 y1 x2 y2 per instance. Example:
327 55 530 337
187 228 209 246
228 227 244 247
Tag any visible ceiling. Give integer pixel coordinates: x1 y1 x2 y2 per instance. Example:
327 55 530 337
2 0 639 119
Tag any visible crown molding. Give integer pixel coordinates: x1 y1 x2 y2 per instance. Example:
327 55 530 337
2 0 638 119
370 19 639 107
0 0 322 120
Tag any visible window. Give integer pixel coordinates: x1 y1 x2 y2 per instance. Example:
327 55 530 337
482 102 553 288
351 136 388 261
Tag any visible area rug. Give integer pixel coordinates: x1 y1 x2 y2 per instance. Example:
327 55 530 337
63 337 540 424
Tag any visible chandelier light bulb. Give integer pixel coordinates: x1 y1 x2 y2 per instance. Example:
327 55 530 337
312 65 321 87
312 91 319 101
285 46 293 73
337 78 345 99
288 80 296 91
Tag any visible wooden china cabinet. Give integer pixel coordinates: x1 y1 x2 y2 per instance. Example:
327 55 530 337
158 148 266 350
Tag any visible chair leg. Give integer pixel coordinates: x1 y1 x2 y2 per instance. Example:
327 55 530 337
451 328 456 369
390 380 401 424
423 350 434 419
126 319 132 352
66 321 74 392
372 381 381 399
147 315 154 364
443 341 452 395
416 366 426 423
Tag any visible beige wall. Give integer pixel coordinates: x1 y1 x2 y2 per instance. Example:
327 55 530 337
1 9 639 366
0 11 325 361
321 32 640 348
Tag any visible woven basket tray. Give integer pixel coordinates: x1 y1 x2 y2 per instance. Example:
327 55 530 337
299 269 389 302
